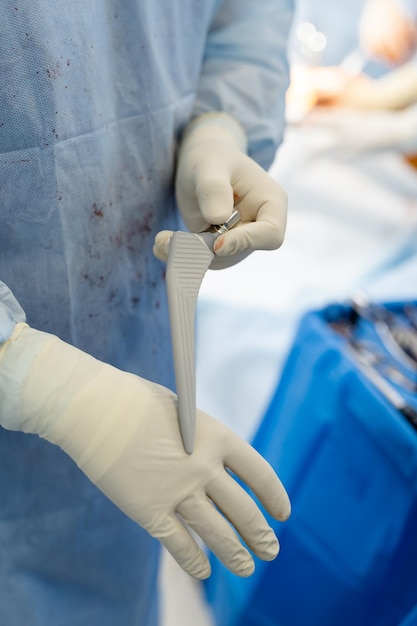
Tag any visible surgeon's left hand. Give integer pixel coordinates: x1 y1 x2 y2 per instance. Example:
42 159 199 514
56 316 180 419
153 112 288 269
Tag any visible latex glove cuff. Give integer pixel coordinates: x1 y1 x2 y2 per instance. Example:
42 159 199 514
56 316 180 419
180 112 248 156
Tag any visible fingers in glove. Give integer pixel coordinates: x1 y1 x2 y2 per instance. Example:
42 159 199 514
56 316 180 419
153 230 172 262
193 164 235 226
213 217 285 257
213 180 287 257
206 472 280 561
177 495 255 577
224 438 291 522
155 514 211 579
152 229 250 270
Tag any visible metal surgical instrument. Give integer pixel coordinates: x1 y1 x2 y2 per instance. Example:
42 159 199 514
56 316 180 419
347 342 417 431
350 293 417 373
166 210 241 454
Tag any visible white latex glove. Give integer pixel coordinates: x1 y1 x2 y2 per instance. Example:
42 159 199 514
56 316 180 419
0 323 291 579
153 112 288 270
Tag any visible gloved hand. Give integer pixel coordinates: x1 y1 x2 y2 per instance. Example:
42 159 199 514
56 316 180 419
311 63 417 112
304 105 417 157
153 112 288 269
0 323 291 579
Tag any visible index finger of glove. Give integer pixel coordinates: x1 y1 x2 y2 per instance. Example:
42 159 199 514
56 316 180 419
224 438 291 522
214 214 286 257
214 180 287 256
206 472 280 561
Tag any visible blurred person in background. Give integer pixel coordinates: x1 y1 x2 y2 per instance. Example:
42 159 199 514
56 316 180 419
359 0 417 67
300 0 417 157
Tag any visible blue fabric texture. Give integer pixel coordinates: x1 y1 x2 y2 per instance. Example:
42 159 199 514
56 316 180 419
0 1 292 623
205 302 417 626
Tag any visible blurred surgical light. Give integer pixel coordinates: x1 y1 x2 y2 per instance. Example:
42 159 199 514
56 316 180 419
296 21 316 42
310 32 327 53
296 21 327 60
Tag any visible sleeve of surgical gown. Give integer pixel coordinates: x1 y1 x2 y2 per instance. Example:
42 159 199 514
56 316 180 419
0 281 26 343
193 0 294 170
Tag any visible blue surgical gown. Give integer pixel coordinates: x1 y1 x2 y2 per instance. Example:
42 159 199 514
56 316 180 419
0 1 292 624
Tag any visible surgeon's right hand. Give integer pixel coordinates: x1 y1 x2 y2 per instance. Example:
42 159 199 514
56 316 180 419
0 323 290 579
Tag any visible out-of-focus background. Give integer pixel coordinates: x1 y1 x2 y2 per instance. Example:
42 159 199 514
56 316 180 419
161 0 417 623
